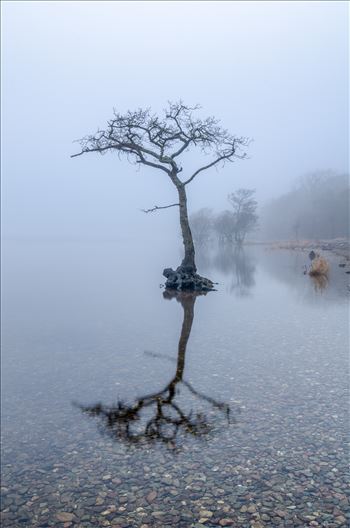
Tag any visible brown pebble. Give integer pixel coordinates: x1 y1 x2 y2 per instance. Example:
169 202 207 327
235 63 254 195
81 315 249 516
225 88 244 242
219 519 234 527
335 516 346 524
56 512 76 523
146 491 157 503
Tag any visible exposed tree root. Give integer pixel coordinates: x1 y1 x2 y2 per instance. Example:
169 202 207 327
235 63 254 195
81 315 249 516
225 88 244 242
163 266 216 292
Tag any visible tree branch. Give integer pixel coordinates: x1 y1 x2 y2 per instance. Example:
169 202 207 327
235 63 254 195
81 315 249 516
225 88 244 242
72 143 172 175
141 203 180 214
71 102 249 185
70 146 112 158
184 153 233 185
171 138 192 159
136 156 171 174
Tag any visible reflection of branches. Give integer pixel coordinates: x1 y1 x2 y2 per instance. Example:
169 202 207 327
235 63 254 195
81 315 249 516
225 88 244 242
144 350 176 363
214 246 256 297
76 291 231 450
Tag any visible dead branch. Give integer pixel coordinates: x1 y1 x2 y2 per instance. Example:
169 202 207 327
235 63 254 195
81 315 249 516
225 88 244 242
141 203 180 213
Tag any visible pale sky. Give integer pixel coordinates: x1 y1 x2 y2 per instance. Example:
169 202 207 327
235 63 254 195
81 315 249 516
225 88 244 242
2 1 348 240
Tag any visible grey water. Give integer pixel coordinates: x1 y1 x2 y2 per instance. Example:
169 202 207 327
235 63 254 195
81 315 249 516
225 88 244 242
1 239 349 527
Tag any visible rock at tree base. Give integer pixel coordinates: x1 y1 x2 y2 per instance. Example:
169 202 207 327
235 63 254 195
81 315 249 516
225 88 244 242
163 267 215 291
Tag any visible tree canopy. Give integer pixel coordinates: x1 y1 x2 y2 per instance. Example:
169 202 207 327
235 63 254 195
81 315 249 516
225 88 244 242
72 102 249 184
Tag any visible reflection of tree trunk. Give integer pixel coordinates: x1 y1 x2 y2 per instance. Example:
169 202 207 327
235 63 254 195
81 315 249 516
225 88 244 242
174 294 195 381
76 290 231 447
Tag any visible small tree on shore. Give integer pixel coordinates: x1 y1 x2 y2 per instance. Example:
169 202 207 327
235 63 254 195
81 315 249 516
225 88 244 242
72 102 248 290
213 210 236 244
190 208 214 248
228 188 258 245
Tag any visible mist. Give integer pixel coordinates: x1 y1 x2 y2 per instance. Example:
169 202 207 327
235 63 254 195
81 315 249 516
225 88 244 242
2 3 349 527
2 1 348 248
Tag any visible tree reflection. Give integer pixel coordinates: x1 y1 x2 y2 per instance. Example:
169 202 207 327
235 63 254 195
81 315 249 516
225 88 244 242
76 291 231 449
214 246 256 296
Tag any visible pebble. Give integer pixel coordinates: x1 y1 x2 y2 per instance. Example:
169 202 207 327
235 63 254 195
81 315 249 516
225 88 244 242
1 264 348 528
145 491 157 503
219 519 234 526
56 512 76 523
247 504 257 513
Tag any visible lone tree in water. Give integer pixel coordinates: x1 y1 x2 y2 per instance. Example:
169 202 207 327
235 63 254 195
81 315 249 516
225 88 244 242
72 102 249 291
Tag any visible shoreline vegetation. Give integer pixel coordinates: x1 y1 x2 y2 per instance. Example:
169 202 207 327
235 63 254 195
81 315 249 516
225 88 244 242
258 238 350 289
205 237 350 260
264 237 349 259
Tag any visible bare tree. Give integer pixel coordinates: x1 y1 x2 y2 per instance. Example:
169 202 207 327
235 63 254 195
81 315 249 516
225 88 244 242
189 208 214 249
228 188 258 245
72 102 249 290
213 210 236 245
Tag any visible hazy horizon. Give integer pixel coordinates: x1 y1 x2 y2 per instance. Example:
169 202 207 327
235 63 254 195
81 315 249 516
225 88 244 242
2 1 348 241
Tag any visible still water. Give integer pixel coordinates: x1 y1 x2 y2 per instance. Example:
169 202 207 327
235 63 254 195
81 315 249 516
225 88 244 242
1 240 349 527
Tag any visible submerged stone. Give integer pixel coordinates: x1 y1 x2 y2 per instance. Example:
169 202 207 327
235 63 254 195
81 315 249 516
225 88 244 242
55 512 76 523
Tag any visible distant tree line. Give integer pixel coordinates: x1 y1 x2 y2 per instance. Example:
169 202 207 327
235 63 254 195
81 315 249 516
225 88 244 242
259 171 349 241
190 171 349 249
190 189 259 248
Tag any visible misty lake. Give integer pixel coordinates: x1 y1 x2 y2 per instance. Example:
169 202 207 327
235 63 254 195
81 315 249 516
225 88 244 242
1 239 349 527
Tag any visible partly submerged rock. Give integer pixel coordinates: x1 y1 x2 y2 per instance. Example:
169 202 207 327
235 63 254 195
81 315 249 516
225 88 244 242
163 267 215 291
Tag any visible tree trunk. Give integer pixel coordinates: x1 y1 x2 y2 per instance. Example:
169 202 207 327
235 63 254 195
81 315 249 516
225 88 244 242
177 184 197 272
163 176 214 291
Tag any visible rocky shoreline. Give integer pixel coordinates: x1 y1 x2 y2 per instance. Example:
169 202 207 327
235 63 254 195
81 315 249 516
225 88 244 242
267 239 350 260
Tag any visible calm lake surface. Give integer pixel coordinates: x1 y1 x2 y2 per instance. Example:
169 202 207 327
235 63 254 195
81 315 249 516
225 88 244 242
1 239 349 527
